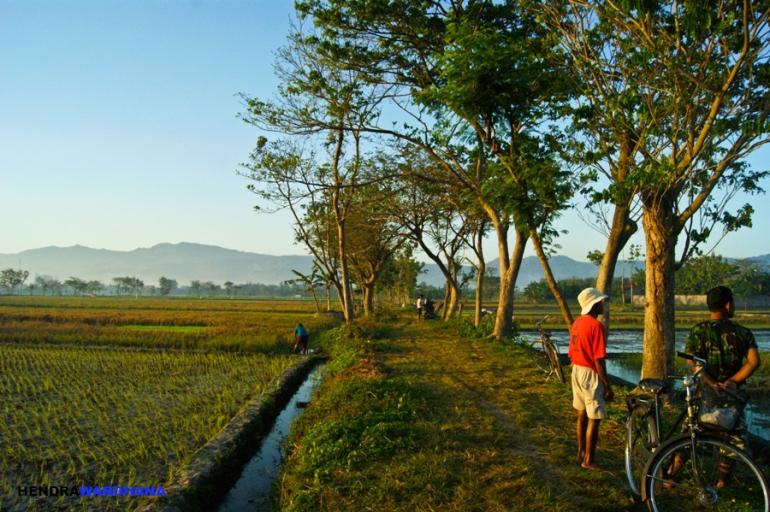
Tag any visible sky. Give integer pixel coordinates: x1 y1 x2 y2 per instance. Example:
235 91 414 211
1 0 769 262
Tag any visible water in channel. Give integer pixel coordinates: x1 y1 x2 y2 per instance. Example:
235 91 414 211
218 363 326 512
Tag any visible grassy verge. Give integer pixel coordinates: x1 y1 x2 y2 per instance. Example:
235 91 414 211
277 316 644 511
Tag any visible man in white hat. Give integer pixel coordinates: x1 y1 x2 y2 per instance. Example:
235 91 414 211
569 287 613 470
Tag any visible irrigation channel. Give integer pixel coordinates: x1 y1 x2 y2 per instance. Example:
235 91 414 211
217 363 326 512
522 329 770 439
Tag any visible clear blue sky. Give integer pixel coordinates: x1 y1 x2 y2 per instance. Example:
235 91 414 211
1 0 768 261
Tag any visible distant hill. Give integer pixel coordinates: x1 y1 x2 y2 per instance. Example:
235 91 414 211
2 243 763 288
0 243 314 286
420 255 643 288
747 254 770 269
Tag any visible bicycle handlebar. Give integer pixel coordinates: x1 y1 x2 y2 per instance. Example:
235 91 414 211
535 315 550 331
675 351 746 405
677 351 707 365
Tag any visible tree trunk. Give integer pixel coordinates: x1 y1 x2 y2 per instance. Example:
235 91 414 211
530 229 574 328
640 194 678 380
493 227 527 338
334 209 354 324
474 226 485 327
442 280 451 319
443 280 459 320
475 259 485 327
310 289 321 314
326 285 331 311
362 283 374 317
595 202 638 331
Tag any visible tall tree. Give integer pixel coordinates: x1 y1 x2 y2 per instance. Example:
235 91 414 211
241 27 392 323
552 1 770 379
296 0 575 337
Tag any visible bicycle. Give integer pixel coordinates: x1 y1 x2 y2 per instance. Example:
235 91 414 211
639 351 768 511
530 316 565 383
626 376 686 495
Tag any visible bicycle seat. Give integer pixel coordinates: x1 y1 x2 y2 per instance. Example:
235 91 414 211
639 379 669 395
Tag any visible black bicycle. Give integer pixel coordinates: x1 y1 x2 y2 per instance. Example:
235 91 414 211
635 352 769 511
530 316 565 383
625 376 680 495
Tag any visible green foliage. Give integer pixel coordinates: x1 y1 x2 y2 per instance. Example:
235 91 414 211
289 379 427 479
586 250 604 267
454 313 506 339
0 268 29 293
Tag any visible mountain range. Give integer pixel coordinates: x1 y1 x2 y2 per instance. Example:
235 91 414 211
1 243 767 288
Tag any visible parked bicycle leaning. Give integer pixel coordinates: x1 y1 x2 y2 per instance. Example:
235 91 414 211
639 352 768 512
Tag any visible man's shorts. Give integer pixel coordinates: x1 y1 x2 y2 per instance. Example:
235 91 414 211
571 364 606 419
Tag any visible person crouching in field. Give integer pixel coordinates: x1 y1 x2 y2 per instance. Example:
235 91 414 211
569 287 614 470
293 323 309 355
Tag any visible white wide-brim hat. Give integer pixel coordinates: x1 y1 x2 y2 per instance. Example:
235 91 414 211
578 287 608 315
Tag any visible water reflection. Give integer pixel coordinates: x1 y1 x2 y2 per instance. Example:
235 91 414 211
521 329 770 354
522 330 770 440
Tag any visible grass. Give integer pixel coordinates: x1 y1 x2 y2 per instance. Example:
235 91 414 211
278 314 770 511
120 324 210 333
278 318 627 511
0 296 338 511
0 344 295 511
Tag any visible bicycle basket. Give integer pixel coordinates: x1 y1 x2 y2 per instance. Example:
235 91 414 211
699 407 738 430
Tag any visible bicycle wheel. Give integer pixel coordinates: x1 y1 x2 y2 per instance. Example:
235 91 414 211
643 433 769 512
626 403 659 496
530 340 551 376
544 340 565 383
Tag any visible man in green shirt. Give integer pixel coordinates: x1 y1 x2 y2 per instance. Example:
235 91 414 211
685 286 761 452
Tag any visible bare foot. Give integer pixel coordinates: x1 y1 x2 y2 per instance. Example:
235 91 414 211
581 462 602 470
577 451 585 465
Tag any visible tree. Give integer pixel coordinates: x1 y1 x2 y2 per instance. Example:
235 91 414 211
295 0 576 336
548 0 770 379
346 179 407 317
224 281 234 298
284 266 325 314
627 244 643 306
159 276 177 297
189 280 202 298
240 25 393 324
86 280 103 296
64 277 88 296
587 250 604 267
34 276 61 296
676 255 739 295
0 268 29 295
379 247 423 307
114 277 144 298
388 168 469 320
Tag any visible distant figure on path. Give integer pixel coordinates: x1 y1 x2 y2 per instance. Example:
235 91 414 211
569 287 613 470
293 323 309 355
416 294 426 321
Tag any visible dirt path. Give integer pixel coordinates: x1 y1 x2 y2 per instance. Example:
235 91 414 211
383 321 641 511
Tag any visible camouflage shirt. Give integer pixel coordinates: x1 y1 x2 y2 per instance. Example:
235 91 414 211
685 319 757 384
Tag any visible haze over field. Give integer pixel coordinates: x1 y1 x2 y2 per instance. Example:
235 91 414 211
2 243 768 288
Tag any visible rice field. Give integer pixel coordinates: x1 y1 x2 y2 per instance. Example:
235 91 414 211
0 297 330 511
0 296 336 353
